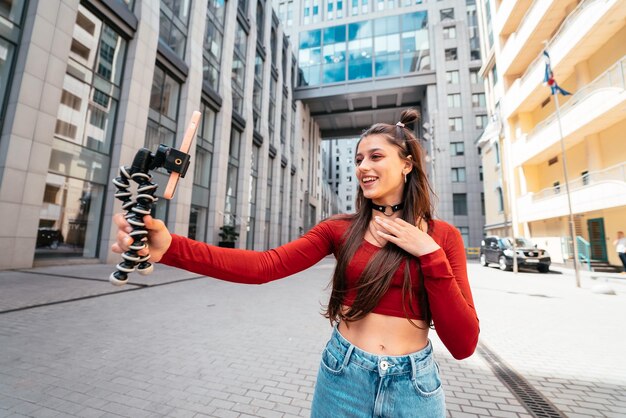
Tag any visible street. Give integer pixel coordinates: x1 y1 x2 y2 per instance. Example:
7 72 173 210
0 260 625 417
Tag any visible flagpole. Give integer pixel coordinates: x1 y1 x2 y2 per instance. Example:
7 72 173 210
553 91 581 288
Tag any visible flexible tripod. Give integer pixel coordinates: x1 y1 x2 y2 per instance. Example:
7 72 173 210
109 145 192 286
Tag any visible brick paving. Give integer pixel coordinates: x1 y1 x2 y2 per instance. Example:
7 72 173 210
0 258 624 417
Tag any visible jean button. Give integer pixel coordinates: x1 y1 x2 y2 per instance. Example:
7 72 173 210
380 360 390 371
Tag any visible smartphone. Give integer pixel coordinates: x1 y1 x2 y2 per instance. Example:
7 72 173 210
163 110 201 200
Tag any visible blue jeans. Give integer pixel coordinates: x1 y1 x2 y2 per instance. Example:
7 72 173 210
311 326 446 418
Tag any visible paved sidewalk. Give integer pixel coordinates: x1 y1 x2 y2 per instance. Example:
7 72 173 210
469 262 626 417
0 259 624 417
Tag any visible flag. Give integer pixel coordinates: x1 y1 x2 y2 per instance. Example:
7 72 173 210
543 50 571 96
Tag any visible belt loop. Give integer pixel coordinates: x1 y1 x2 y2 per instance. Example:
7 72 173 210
409 354 418 380
342 344 354 368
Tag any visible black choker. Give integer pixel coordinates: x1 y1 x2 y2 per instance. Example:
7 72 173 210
372 202 404 216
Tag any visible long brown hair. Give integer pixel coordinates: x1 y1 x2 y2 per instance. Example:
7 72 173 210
324 108 435 327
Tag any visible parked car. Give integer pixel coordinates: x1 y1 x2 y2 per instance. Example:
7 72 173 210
479 236 551 273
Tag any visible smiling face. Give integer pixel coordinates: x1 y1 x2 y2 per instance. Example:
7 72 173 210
355 134 412 206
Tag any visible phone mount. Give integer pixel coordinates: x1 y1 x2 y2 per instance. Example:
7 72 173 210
109 145 191 286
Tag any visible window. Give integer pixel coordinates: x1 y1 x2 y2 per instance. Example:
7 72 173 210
225 128 242 227
440 8 454 21
269 75 277 144
480 193 485 216
257 0 265 42
445 48 457 61
450 142 465 156
159 0 191 59
491 64 498 85
193 103 217 189
475 115 488 129
449 117 463 132
446 70 459 84
451 167 466 182
479 165 483 181
253 52 264 132
265 158 275 248
443 26 456 39
447 93 461 108
287 0 294 26
457 226 469 247
453 193 468 216
494 141 500 164
188 205 207 242
247 145 260 249
146 65 180 151
467 1 480 60
553 181 561 194
232 21 248 116
472 93 486 107
239 0 248 15
470 69 479 84
496 186 504 212
203 0 226 91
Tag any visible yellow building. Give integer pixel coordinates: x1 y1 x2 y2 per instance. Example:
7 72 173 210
477 0 626 269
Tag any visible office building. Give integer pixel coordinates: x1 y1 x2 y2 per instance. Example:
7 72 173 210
0 0 322 269
277 0 487 248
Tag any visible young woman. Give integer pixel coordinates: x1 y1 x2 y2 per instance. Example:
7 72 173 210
112 108 479 417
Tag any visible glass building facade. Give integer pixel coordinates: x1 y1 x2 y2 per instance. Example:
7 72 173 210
37 4 127 259
298 11 429 86
0 1 27 127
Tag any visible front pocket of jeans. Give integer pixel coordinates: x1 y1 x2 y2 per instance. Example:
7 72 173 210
412 360 443 397
320 347 345 375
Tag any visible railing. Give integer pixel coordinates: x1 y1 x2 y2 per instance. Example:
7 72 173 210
528 56 626 138
520 0 602 84
531 162 626 201
576 236 592 271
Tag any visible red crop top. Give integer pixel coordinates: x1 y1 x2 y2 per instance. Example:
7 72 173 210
159 217 479 359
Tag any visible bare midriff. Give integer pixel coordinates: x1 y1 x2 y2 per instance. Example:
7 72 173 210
338 308 429 356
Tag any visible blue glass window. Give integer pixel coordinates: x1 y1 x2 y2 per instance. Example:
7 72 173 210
348 21 373 80
299 30 322 85
401 11 430 72
323 26 346 83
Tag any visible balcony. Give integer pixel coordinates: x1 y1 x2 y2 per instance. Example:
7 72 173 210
516 162 626 222
498 0 562 77
503 0 625 119
494 0 533 38
512 57 626 166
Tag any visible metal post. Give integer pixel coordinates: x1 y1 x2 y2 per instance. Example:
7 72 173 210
553 92 581 288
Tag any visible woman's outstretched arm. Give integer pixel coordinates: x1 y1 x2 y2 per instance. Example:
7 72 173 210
112 213 340 284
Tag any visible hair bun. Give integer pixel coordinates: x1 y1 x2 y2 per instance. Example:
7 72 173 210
399 108 420 125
